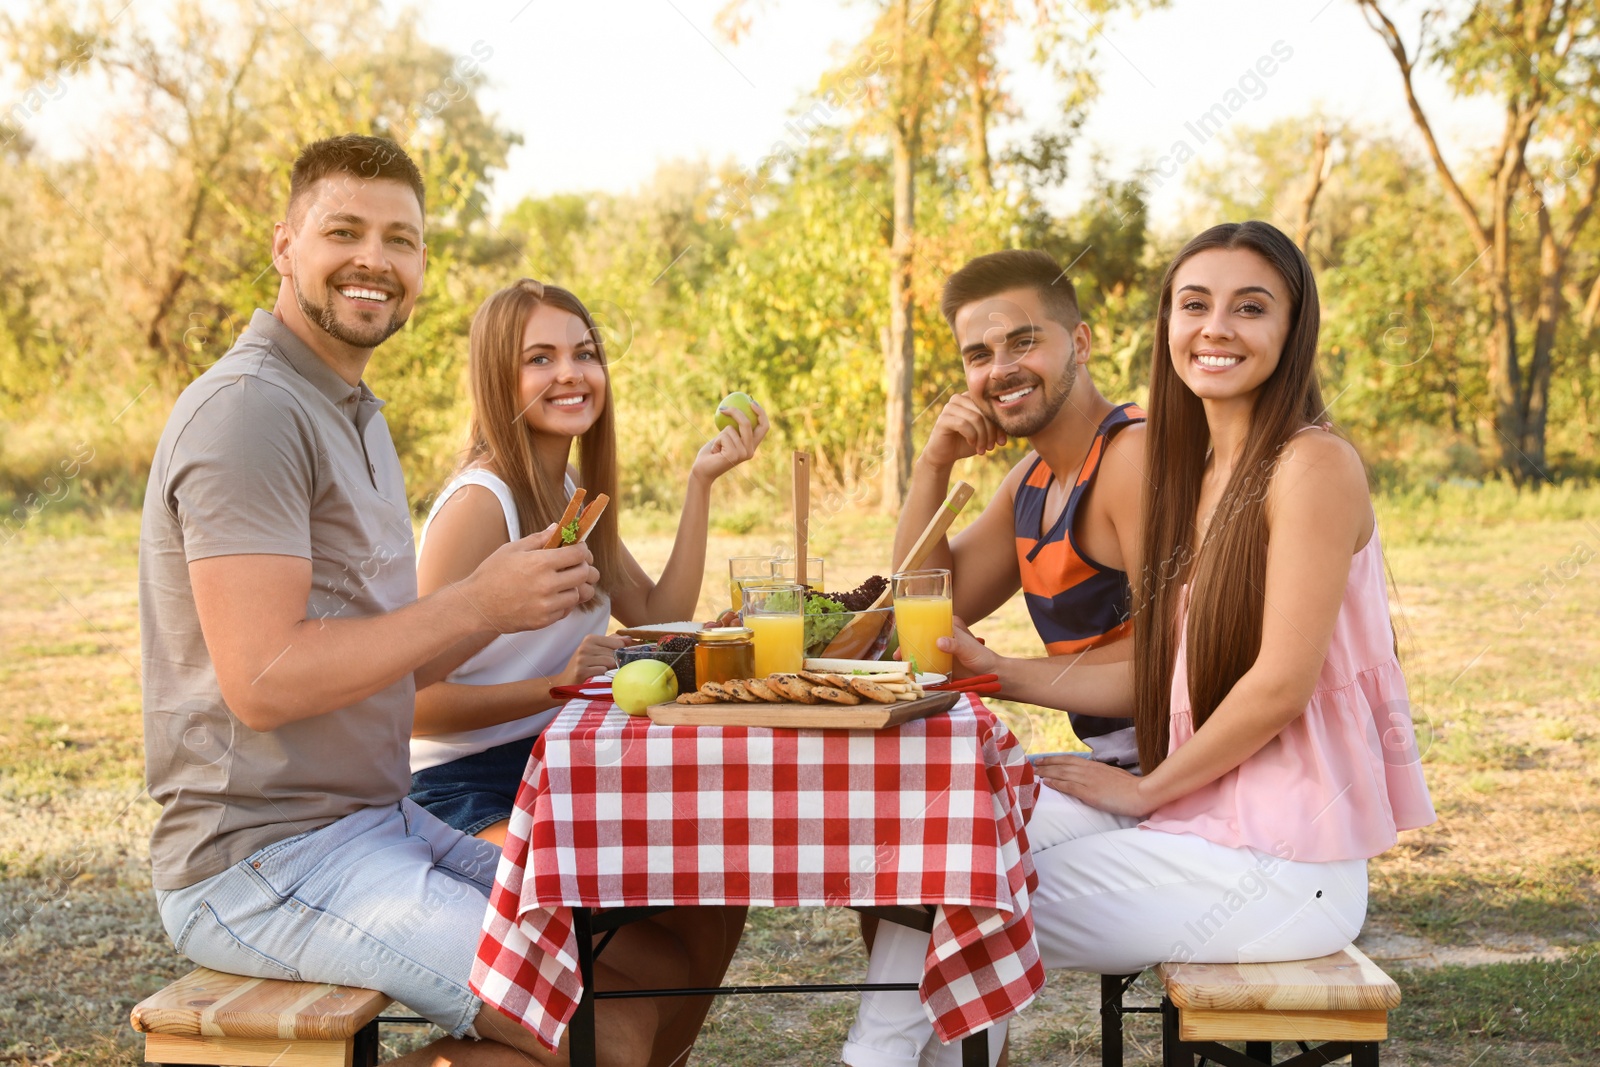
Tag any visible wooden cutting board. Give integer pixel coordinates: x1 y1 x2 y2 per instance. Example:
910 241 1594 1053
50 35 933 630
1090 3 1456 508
646 690 960 729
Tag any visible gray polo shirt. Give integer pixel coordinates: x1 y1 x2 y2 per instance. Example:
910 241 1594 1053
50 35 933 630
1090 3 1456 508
140 309 418 890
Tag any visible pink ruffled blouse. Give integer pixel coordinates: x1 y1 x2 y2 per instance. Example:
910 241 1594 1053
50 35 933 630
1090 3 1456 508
1140 529 1436 862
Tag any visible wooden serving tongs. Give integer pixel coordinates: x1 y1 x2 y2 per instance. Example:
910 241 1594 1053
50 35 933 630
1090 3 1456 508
819 480 975 658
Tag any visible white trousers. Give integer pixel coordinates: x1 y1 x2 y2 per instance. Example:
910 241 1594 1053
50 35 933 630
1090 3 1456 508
842 786 1368 1067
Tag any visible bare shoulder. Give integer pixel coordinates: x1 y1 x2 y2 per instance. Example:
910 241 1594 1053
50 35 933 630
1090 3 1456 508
955 452 1037 541
419 482 510 593
1275 428 1366 486
1101 421 1147 481
431 481 511 537
1001 450 1041 491
1267 429 1371 526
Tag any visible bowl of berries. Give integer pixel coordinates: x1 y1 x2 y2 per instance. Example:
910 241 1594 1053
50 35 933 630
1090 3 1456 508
651 634 700 694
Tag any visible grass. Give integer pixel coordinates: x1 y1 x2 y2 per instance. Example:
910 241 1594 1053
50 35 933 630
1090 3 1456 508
2 485 1598 1065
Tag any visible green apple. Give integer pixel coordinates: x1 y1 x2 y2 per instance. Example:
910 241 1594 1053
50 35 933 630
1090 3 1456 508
612 659 679 715
714 391 759 432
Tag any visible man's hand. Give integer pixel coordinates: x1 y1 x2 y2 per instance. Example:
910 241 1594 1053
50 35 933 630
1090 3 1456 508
921 394 1008 469
936 617 999 679
1031 755 1155 818
560 633 634 687
460 526 600 633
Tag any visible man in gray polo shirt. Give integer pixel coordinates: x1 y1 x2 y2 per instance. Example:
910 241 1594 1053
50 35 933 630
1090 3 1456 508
140 136 707 1067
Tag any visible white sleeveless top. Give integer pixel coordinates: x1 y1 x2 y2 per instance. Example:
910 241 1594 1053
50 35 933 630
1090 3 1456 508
409 468 611 772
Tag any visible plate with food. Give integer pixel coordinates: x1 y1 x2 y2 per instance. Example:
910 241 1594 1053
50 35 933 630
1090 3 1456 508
646 667 959 729
612 621 705 641
801 657 944 688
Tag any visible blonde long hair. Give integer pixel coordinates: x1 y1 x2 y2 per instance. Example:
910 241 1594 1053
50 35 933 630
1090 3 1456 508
459 278 625 597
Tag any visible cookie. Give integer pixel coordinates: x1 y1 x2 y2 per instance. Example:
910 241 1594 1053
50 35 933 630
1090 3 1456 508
847 678 897 704
770 675 818 703
745 678 784 702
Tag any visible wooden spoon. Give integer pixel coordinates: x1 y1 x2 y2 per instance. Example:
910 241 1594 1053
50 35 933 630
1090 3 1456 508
792 451 810 590
820 481 974 658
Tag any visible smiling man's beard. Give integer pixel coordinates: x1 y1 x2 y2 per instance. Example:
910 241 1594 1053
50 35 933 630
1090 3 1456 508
988 356 1076 438
295 275 409 350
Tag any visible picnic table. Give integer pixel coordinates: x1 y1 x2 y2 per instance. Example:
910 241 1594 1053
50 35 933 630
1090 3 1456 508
469 692 1044 1062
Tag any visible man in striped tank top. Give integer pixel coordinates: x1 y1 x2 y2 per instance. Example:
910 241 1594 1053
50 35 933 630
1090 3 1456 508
891 249 1147 769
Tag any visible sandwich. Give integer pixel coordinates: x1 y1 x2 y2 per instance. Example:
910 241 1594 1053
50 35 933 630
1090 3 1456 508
543 490 611 548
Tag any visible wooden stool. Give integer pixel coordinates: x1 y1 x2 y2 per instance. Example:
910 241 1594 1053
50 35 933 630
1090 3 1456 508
1098 946 1401 1066
1156 945 1399 1065
131 967 392 1067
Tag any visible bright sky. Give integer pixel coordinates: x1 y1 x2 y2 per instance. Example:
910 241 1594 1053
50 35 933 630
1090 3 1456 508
7 0 1501 230
407 0 1500 228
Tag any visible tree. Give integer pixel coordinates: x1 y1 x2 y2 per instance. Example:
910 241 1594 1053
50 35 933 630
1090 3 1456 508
1187 117 1490 476
1356 0 1600 484
1 0 522 500
721 0 1160 507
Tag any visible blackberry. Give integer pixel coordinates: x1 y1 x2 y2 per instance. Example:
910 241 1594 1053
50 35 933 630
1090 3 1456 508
656 634 698 694
832 574 889 612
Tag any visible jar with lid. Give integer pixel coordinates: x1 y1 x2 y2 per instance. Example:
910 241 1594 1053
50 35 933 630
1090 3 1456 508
695 626 755 685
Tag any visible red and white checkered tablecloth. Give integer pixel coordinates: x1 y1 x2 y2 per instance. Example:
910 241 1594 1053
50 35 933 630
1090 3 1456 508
470 693 1043 1052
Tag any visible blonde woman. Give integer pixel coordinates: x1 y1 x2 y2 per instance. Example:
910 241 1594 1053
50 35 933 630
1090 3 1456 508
409 277 766 843
409 279 762 1064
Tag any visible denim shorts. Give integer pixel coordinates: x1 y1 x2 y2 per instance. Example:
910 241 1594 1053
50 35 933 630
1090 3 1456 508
154 800 501 1038
409 737 538 836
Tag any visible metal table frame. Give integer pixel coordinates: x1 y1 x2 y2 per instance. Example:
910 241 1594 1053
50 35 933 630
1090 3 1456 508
562 903 990 1067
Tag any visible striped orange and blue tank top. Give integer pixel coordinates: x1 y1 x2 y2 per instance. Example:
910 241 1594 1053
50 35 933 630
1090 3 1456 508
1014 402 1144 654
1014 402 1144 754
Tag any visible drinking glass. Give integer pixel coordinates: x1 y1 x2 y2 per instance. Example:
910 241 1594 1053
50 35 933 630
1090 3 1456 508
742 582 806 677
892 569 953 676
728 555 775 611
771 556 825 592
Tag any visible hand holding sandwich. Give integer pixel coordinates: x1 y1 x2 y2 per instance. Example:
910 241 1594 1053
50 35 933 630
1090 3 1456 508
462 524 600 634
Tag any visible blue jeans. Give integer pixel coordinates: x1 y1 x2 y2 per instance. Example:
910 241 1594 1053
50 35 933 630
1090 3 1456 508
155 799 501 1037
409 737 536 836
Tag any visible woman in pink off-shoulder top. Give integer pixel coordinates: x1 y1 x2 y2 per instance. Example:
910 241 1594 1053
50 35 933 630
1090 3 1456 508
844 221 1435 1067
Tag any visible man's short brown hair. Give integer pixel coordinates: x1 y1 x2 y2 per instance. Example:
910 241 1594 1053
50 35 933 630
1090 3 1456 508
940 250 1082 333
287 135 425 224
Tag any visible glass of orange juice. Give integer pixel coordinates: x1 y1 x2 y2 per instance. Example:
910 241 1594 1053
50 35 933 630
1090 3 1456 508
728 555 774 611
743 582 806 677
892 569 952 676
771 556 825 592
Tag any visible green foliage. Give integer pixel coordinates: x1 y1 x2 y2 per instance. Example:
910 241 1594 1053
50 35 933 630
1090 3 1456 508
699 149 894 489
1 0 1596 520
0 0 527 507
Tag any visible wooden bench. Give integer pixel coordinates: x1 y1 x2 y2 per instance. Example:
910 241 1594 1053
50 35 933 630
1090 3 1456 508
131 968 394 1067
1100 945 1401 1066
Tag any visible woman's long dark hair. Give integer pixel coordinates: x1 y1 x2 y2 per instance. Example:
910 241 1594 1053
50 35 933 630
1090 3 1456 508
1132 221 1327 773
